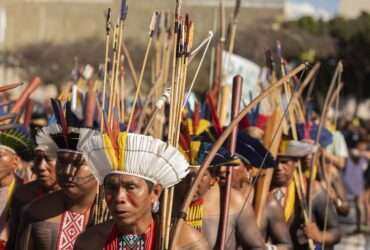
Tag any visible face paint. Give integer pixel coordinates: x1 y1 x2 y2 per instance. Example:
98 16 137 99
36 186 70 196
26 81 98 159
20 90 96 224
56 151 97 199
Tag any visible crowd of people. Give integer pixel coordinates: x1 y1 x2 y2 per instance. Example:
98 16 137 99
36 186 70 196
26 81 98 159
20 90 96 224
0 2 369 250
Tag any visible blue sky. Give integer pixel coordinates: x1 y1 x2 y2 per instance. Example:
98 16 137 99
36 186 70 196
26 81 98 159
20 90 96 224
289 0 339 14
286 0 339 19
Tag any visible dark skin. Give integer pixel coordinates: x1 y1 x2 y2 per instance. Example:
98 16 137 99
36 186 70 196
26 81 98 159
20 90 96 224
259 195 292 250
32 149 59 191
16 151 98 250
218 164 254 201
177 168 265 250
6 150 60 250
74 174 209 250
271 156 341 249
321 163 349 216
219 162 291 249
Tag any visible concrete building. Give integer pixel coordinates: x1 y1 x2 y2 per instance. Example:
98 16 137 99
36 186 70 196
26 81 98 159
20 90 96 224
0 0 285 52
338 0 370 18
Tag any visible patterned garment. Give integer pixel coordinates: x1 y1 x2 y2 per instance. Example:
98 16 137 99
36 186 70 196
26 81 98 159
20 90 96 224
104 223 155 250
56 211 86 250
118 234 145 250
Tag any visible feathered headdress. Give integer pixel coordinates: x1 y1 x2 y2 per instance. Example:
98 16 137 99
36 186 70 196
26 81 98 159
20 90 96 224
185 140 239 168
35 124 98 158
80 132 189 188
35 94 100 157
0 126 35 161
235 132 276 168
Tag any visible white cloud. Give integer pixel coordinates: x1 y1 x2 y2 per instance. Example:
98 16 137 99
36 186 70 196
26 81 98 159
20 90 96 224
285 2 334 20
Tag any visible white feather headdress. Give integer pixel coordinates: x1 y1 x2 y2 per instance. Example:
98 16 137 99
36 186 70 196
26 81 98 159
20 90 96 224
80 132 190 188
35 124 98 157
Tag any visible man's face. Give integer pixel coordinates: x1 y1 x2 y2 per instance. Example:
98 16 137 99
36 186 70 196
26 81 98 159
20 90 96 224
33 150 58 189
0 148 19 180
184 168 213 201
273 157 297 187
104 174 161 226
215 163 250 189
56 151 97 199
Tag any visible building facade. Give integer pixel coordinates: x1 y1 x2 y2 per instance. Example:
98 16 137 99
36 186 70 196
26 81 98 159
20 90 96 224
338 0 370 18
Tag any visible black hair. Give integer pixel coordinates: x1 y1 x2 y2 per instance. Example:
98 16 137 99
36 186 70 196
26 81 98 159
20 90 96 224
145 180 155 192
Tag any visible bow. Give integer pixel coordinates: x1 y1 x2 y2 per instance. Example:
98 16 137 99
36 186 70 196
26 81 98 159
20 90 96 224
169 63 307 249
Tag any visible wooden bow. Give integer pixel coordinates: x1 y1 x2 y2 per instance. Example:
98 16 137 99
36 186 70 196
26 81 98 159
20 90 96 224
169 63 306 249
307 62 343 220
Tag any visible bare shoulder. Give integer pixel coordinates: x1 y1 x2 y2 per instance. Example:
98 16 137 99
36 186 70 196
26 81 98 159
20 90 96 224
74 221 114 250
175 223 210 250
230 188 251 214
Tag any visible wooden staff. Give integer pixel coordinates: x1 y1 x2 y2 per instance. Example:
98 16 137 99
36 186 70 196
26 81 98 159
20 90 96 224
106 25 119 129
169 64 306 250
218 75 242 249
101 8 111 117
227 0 241 53
127 11 158 132
11 77 41 114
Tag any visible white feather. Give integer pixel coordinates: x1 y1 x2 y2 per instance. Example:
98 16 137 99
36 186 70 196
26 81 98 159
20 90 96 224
35 124 61 158
80 134 112 184
80 133 189 187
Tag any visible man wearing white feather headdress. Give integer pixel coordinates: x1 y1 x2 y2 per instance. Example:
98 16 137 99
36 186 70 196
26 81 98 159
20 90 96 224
74 132 209 250
16 125 110 250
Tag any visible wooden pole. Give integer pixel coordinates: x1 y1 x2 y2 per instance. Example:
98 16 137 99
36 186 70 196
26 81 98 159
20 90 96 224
218 75 242 249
